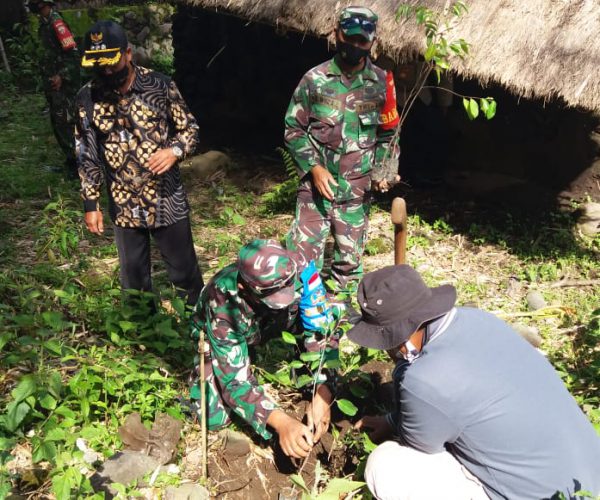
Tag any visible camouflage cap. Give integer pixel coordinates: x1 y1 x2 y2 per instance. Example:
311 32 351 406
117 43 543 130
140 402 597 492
338 6 378 42
237 239 298 309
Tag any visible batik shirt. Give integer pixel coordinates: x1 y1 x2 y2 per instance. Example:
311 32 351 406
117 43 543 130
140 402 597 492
75 66 198 228
284 56 399 202
190 263 340 439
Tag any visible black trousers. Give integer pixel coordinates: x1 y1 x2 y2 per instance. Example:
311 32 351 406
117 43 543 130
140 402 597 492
113 217 204 306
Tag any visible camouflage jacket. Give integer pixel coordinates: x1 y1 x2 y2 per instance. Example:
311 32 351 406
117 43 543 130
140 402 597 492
75 66 199 228
38 9 80 91
190 262 339 440
284 56 400 203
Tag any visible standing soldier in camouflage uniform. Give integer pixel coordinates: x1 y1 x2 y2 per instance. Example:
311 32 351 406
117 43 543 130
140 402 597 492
28 0 80 176
190 239 338 458
285 7 400 321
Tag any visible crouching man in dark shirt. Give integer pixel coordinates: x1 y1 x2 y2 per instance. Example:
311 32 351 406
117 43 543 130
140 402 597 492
349 265 600 500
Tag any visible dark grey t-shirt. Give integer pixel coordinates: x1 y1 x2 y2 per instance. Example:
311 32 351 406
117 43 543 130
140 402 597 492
390 307 600 499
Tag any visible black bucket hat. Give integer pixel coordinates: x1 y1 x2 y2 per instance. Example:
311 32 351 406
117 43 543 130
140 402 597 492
347 265 457 350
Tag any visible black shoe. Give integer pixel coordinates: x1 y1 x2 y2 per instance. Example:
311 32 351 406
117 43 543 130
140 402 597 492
343 300 362 325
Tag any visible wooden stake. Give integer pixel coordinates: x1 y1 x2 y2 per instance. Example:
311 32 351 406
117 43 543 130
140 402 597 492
0 35 11 73
200 328 208 480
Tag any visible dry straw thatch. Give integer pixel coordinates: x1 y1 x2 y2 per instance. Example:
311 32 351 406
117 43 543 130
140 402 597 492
178 0 600 112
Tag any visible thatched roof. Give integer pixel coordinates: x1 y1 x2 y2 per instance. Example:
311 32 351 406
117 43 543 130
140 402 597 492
177 0 600 112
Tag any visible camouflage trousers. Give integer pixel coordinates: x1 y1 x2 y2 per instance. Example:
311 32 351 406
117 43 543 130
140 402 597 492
287 187 371 293
46 87 77 169
188 339 232 430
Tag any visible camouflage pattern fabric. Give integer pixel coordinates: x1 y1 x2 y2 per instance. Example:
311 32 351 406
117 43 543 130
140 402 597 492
189 242 340 440
338 6 378 42
38 9 80 166
284 56 399 291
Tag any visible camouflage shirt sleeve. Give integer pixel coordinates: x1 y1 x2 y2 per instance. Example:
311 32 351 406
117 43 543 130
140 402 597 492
284 74 321 178
204 287 279 440
166 80 199 159
75 87 104 213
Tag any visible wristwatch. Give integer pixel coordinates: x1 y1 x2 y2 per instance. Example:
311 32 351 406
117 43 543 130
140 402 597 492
171 145 183 159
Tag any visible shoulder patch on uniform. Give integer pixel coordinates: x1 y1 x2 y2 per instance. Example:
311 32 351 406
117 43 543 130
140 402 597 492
51 18 77 51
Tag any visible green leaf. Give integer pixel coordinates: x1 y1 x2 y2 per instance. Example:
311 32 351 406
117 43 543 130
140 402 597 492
33 440 57 462
48 372 63 399
4 401 31 432
296 374 313 388
45 427 67 442
54 405 76 420
119 321 137 333
424 43 436 62
299 351 321 362
0 332 15 351
281 331 297 345
39 392 57 410
52 472 72 500
485 99 497 119
336 399 358 416
464 98 479 120
479 98 489 114
318 478 366 500
289 474 310 495
12 374 38 402
43 340 63 356
349 384 368 399
289 360 304 369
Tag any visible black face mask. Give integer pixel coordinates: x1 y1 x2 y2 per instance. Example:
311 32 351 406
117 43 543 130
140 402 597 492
336 39 370 66
95 63 129 90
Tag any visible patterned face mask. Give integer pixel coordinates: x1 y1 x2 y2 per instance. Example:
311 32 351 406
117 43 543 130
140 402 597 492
401 340 421 364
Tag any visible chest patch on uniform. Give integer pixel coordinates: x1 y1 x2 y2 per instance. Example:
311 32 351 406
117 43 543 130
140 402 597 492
52 19 76 51
311 93 343 110
355 101 378 113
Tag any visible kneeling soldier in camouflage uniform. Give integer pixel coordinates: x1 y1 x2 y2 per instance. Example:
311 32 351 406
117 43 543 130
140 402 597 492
190 240 339 458
285 7 400 321
28 0 81 176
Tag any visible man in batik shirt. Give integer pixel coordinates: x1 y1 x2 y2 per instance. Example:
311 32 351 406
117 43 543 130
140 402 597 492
190 240 339 459
285 6 400 322
75 20 203 305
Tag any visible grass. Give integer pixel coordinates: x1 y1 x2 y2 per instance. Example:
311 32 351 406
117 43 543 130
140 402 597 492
0 77 598 499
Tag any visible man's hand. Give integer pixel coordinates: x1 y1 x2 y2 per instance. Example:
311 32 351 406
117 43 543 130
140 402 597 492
306 384 332 443
311 165 338 201
267 410 313 459
372 175 401 193
148 148 178 175
50 75 62 91
354 415 394 443
84 210 104 235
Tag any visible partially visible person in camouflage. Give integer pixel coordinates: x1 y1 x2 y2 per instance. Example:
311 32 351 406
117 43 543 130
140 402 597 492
190 239 340 459
285 6 400 321
28 0 80 176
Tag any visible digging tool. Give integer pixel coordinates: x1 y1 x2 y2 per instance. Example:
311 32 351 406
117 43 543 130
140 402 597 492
199 329 208 480
391 197 408 265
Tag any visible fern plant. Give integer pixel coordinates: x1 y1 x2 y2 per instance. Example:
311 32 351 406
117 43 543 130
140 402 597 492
261 147 300 214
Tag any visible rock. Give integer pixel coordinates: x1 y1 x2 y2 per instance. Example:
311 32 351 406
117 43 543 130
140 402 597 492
576 202 600 237
164 483 210 500
137 26 151 44
505 276 522 299
526 290 547 311
131 45 151 66
511 323 543 348
91 451 161 496
221 429 251 457
181 151 232 181
159 23 173 35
